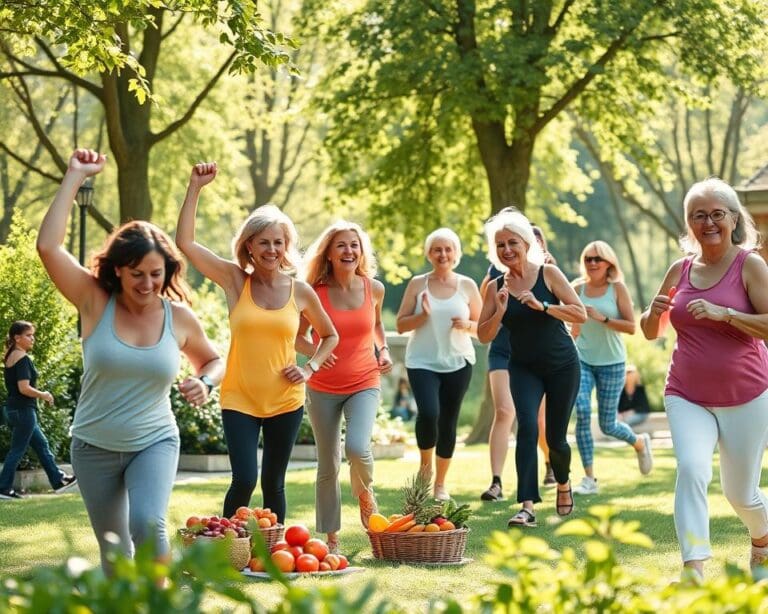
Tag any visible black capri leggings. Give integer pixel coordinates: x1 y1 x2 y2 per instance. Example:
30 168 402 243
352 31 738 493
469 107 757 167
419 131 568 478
407 362 473 458
221 406 304 522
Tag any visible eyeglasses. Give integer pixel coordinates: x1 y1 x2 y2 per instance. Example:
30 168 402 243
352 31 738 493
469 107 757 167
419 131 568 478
584 256 605 264
690 209 730 225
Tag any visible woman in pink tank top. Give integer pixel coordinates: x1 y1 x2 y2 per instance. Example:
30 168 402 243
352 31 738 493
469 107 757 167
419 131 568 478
641 178 768 579
298 221 392 553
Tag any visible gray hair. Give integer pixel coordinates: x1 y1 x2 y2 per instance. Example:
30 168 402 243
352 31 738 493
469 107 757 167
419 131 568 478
680 178 760 255
484 210 544 271
424 227 462 269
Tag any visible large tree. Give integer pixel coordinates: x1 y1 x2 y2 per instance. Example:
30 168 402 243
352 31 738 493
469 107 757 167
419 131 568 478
0 1 294 222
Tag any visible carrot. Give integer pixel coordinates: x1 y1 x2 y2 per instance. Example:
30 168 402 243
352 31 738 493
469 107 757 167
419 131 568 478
384 513 415 532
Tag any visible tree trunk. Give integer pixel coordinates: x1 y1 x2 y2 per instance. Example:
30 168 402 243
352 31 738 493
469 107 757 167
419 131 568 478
116 148 152 222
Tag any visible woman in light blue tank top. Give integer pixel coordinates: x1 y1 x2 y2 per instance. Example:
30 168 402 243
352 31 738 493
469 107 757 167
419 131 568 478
37 149 224 573
571 241 653 496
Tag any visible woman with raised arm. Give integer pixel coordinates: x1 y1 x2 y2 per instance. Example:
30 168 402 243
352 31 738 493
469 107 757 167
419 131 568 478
571 240 652 497
299 221 392 553
36 150 224 573
641 178 768 579
396 228 482 501
177 162 338 522
478 210 586 527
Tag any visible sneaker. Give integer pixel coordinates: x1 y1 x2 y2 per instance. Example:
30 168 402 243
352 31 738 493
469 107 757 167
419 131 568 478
542 463 556 488
54 475 78 494
359 489 378 529
636 433 654 475
573 476 599 495
750 544 768 575
433 484 450 502
480 482 503 501
0 489 25 500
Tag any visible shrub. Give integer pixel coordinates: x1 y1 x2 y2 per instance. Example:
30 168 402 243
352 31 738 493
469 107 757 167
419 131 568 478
0 214 80 468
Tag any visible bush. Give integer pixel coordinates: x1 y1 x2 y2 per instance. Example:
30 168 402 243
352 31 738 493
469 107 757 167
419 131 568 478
0 215 80 468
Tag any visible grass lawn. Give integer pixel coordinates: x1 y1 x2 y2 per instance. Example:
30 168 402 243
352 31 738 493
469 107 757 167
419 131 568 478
0 442 761 611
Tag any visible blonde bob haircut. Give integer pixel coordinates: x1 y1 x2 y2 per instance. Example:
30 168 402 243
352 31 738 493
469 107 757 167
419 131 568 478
424 227 463 269
680 177 761 255
484 209 544 271
577 240 624 284
231 204 301 273
303 220 377 285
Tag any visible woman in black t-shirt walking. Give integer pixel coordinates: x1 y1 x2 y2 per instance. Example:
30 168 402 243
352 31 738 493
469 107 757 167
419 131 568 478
0 321 76 499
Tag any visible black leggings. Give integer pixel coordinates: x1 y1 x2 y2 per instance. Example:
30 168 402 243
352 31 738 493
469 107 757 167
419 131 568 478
407 362 473 458
509 358 580 503
221 407 303 522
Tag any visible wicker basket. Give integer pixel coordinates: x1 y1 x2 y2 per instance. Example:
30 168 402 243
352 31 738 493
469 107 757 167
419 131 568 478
366 527 469 563
180 531 252 570
258 523 285 550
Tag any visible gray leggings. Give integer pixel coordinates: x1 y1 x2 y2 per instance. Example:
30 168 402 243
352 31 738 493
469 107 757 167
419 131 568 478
71 435 180 573
307 388 379 534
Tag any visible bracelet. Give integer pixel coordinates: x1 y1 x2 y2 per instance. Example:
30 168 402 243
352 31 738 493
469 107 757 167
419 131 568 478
542 301 549 313
379 345 390 351
603 316 610 323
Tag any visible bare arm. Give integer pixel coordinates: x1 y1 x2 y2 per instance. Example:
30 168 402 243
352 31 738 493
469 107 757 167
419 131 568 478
451 276 482 336
173 303 225 407
36 149 106 313
372 279 393 373
478 280 508 344
586 281 635 334
176 162 242 303
287 281 339 382
640 260 683 339
396 277 429 333
539 265 587 323
17 380 54 404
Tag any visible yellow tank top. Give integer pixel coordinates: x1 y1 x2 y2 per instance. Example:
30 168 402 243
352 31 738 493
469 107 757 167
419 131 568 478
220 277 305 417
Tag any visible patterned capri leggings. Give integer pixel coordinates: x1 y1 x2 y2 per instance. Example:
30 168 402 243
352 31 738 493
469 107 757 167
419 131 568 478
574 360 637 469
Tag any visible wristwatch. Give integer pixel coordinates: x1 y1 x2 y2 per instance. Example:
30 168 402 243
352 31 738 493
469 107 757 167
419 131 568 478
197 374 214 394
542 301 550 313
726 307 736 323
603 315 610 323
307 360 320 373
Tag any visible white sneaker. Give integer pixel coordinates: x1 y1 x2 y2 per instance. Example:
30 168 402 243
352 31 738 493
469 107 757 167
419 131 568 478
433 484 450 501
573 476 598 495
636 433 654 475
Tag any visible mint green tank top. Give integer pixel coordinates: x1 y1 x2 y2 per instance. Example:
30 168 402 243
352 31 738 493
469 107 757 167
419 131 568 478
576 283 626 366
71 295 180 451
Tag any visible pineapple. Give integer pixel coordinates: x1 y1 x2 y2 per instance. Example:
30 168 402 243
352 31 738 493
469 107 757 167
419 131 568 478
401 473 443 525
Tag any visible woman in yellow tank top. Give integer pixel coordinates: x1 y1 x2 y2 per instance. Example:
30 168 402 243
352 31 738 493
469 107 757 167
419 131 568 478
177 162 338 522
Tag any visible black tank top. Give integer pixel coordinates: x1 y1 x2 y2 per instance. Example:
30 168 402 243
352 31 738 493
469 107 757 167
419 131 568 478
498 267 578 368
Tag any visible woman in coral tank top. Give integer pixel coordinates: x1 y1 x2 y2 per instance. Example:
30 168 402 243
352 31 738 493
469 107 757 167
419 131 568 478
177 162 338 523
299 221 392 553
641 178 768 580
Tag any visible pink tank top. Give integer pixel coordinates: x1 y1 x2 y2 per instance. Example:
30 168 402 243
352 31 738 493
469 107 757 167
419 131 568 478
666 249 768 406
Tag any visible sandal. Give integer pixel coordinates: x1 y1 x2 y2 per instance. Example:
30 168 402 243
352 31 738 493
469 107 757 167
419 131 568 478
507 508 537 528
556 485 574 517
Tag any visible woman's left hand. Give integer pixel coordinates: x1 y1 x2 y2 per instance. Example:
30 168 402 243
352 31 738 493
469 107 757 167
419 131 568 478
283 364 310 384
585 306 605 321
450 317 471 331
178 376 208 407
515 290 544 311
378 349 393 374
686 298 728 321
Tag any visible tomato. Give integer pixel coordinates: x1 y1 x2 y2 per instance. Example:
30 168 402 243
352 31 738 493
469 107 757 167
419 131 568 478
248 557 265 572
284 524 311 547
270 540 290 553
185 516 201 528
295 553 320 573
303 538 329 561
287 546 304 559
319 561 332 571
270 550 295 573
336 554 349 570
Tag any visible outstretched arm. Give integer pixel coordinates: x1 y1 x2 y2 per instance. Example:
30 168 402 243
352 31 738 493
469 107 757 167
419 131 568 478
37 149 106 312
176 162 242 300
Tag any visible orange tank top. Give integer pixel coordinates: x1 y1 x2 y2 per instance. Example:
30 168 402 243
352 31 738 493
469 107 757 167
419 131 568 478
309 276 380 394
220 277 305 417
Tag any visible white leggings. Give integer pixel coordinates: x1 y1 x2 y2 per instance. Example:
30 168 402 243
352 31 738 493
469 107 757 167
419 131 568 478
666 391 768 562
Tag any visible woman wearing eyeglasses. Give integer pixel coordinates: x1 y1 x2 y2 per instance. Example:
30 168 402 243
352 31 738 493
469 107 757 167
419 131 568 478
571 241 652 497
641 178 768 579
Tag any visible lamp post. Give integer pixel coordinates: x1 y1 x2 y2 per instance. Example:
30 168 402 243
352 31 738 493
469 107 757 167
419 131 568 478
75 179 93 336
75 178 94 267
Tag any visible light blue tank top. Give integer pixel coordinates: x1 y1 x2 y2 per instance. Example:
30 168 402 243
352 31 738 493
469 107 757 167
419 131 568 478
72 295 180 451
405 277 476 372
576 283 626 366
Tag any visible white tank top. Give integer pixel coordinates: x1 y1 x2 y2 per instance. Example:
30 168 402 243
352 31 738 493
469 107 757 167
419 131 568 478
404 277 476 372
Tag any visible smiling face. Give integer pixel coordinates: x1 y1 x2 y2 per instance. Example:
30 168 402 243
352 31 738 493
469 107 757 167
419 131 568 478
687 197 736 250
427 238 456 270
247 224 287 271
327 230 362 274
14 327 35 352
583 249 609 281
495 229 528 270
115 251 166 303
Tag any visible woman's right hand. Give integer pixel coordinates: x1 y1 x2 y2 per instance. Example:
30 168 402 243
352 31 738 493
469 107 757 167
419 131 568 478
40 391 54 405
649 292 673 318
495 286 509 313
420 292 431 316
282 364 311 384
69 149 107 177
189 162 217 190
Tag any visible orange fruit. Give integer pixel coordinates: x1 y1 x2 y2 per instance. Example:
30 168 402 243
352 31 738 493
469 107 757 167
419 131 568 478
388 514 403 522
257 517 272 528
424 523 440 532
368 513 390 533
248 557 265 572
324 554 340 570
439 520 456 531
270 550 295 572
319 561 332 571
267 513 278 526
235 507 251 521
408 524 426 532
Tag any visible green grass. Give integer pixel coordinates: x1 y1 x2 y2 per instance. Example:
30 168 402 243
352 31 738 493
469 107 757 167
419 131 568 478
0 443 761 611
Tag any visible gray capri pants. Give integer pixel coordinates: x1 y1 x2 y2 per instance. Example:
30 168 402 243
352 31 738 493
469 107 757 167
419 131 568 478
71 435 180 573
307 388 379 534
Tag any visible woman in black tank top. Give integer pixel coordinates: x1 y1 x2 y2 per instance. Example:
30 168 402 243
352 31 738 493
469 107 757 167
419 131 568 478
478 210 586 528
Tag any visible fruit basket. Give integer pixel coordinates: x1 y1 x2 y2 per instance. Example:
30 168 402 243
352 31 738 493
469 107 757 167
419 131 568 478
181 531 252 570
258 523 285 550
367 527 469 563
